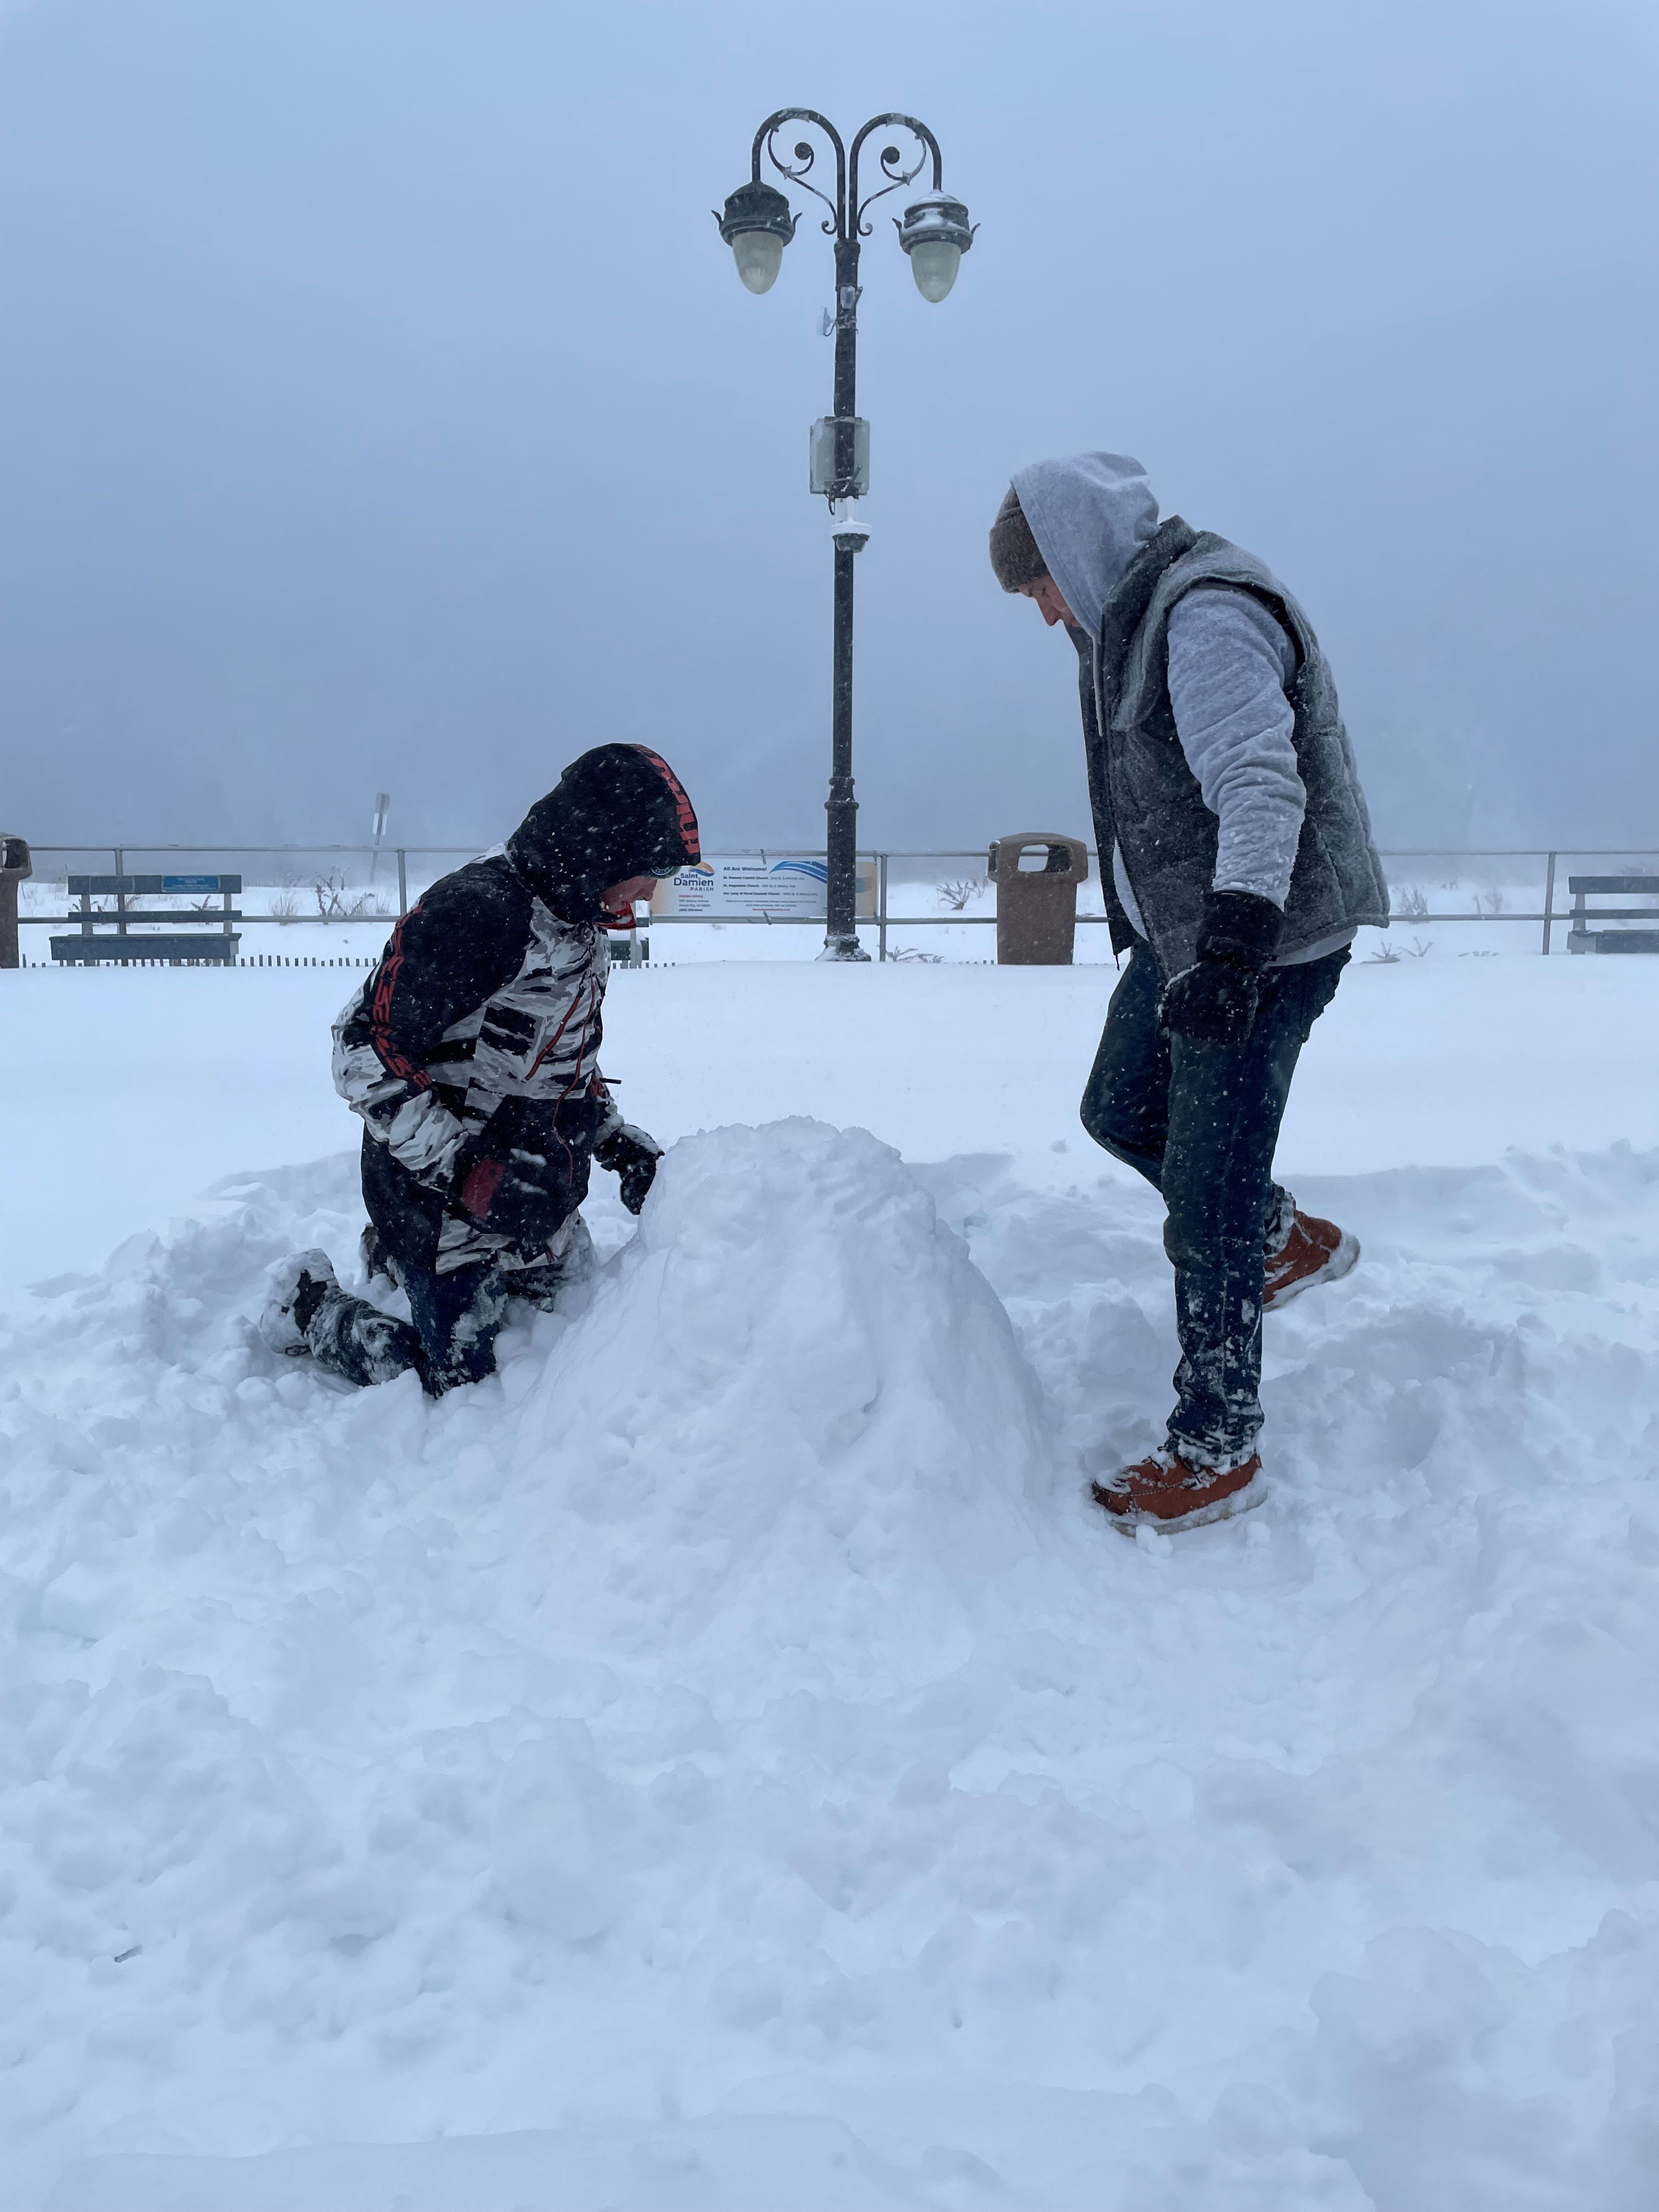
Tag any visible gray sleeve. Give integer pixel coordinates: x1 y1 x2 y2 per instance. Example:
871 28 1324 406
1166 586 1305 909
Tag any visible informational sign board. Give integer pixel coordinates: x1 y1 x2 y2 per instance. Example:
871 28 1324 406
650 856 877 920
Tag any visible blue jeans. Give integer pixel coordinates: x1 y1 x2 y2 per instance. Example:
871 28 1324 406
1080 941 1348 1466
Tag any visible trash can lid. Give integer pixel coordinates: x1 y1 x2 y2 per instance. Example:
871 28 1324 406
988 833 1089 884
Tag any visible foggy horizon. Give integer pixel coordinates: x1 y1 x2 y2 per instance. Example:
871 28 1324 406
3 0 1655 857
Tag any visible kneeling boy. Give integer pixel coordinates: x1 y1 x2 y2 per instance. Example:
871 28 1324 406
261 744 698 1393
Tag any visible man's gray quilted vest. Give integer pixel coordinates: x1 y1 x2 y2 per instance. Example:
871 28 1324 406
1079 517 1389 977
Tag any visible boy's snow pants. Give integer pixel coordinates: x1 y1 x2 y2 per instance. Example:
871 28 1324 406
303 1257 514 1397
1080 940 1348 1466
302 1130 586 1396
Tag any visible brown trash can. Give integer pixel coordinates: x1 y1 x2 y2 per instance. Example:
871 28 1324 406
0 836 31 970
987 832 1091 964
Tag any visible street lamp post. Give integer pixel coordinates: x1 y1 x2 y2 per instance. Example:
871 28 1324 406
717 112 974 961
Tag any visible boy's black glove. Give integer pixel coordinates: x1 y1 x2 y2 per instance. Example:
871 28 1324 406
457 1144 568 1249
454 1097 577 1250
594 1123 662 1214
1158 889 1284 1047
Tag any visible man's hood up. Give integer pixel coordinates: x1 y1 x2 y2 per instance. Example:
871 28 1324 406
1011 452 1161 638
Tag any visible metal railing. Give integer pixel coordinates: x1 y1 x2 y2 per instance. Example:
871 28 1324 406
14 844 1658 962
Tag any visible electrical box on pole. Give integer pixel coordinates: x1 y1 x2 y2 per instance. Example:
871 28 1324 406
809 417 870 499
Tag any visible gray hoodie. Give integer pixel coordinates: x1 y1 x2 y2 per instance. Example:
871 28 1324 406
1013 452 1325 948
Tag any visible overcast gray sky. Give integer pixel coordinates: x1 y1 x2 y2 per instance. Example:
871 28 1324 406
3 0 1655 857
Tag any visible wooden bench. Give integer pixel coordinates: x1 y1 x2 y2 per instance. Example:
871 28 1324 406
1566 874 1659 955
51 874 243 965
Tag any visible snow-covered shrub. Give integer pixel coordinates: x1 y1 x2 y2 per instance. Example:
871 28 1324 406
313 870 388 920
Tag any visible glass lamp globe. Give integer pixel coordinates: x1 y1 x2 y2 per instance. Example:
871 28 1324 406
907 238 962 302
716 180 795 294
732 229 785 295
896 193 975 304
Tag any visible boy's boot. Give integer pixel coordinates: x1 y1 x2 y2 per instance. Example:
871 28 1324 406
259 1250 339 1356
260 1249 421 1387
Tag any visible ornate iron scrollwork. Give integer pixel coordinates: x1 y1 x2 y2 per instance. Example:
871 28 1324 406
749 109 944 245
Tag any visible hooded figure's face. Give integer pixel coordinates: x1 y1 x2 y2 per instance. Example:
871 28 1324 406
507 745 701 923
1008 452 1161 640
598 873 661 918
1017 575 1079 629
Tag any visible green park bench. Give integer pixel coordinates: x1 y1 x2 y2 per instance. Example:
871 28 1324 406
1566 874 1659 955
51 874 243 965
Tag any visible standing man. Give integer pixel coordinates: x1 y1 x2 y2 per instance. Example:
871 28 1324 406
990 453 1388 1532
260 744 698 1396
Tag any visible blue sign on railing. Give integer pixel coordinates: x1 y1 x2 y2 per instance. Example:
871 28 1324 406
650 856 877 918
67 873 242 896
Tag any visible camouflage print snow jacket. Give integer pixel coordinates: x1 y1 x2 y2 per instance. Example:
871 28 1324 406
332 847 626 1270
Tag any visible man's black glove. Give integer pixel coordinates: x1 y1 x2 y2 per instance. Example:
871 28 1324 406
454 1098 577 1250
1157 889 1284 1047
594 1123 662 1214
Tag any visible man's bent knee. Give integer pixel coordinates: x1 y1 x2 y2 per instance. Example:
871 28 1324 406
1080 1085 1165 1182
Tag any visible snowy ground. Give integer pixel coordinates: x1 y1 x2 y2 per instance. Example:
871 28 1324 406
3 957 1658 2211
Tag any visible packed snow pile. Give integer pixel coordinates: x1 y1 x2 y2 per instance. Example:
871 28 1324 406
498 1120 1052 1691
4 1120 1658 2211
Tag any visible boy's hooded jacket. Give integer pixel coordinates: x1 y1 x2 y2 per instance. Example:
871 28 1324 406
1009 453 1388 975
332 745 697 1271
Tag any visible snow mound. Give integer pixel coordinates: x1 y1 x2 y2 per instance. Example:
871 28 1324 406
500 1118 1051 1678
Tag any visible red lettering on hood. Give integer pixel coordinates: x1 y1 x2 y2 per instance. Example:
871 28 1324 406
628 746 701 866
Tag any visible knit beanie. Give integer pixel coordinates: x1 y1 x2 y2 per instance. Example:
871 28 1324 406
988 485 1049 591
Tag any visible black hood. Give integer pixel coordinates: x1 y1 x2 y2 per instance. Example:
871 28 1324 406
507 745 701 923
